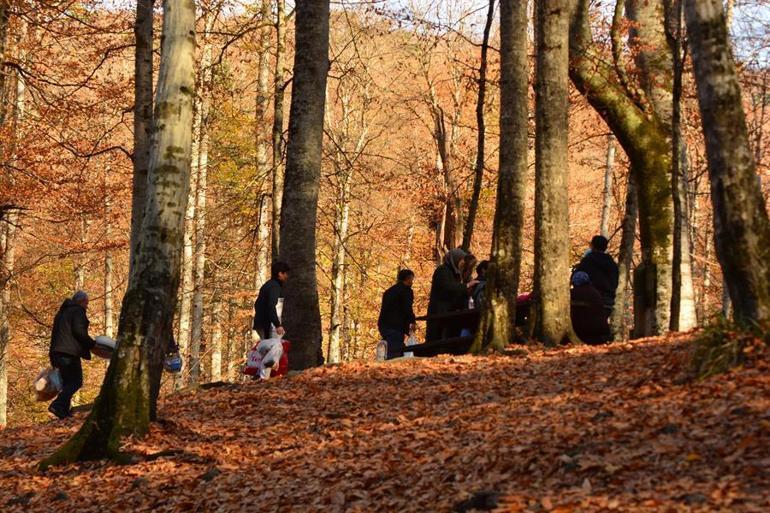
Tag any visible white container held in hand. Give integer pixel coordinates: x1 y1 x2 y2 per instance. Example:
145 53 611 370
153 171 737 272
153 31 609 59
404 331 418 358
92 335 117 359
375 339 388 361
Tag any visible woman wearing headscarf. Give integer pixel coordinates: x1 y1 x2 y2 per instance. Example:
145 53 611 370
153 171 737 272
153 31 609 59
426 248 476 341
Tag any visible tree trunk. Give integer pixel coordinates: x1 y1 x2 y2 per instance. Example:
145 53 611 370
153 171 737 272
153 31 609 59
41 0 195 466
256 193 270 288
611 172 638 341
209 289 222 382
129 0 154 273
570 0 673 337
471 0 528 353
0 212 17 428
278 0 329 370
255 0 272 283
104 190 114 339
176 109 198 389
461 0 494 251
533 0 574 346
189 11 215 387
684 0 770 324
600 135 616 238
327 168 351 364
271 0 287 261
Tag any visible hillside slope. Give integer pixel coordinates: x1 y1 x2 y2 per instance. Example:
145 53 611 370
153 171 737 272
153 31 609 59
1 337 768 512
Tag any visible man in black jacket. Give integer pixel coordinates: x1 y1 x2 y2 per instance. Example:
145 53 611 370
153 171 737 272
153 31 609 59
253 261 290 339
48 291 95 419
378 269 417 359
574 235 620 314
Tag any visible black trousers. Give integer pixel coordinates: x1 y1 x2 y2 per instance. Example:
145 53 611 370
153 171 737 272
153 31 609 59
50 352 83 414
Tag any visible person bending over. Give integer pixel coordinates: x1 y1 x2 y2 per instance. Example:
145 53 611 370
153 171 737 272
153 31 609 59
253 261 290 340
377 269 417 359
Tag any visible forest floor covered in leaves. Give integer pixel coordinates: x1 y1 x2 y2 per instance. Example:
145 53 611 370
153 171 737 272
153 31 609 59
1 335 769 512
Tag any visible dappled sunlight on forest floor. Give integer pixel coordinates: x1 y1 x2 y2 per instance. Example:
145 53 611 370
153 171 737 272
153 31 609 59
1 336 769 512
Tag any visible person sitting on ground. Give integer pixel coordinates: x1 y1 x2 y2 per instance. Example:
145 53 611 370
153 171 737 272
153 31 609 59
471 260 489 308
377 269 417 359
253 261 290 340
570 272 611 344
574 235 619 315
426 248 478 341
48 290 95 419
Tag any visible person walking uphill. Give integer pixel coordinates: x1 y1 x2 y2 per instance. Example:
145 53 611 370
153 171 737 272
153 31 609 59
574 235 619 315
253 261 290 340
426 248 478 341
378 269 417 359
48 291 95 419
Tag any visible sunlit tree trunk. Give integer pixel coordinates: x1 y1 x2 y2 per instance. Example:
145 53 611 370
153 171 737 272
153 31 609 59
189 9 215 386
177 98 199 389
41 0 195 466
0 212 17 428
104 187 114 339
209 288 222 381
278 0 330 370
462 0 494 251
533 0 574 346
130 0 154 272
472 0 528 353
600 135 616 238
255 0 272 283
685 0 770 324
271 0 287 261
0 30 23 428
256 194 270 288
611 172 638 341
328 167 351 364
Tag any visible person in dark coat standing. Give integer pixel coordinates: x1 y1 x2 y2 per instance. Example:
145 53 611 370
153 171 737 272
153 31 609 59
570 272 611 344
574 235 620 314
253 261 290 339
377 269 417 359
48 291 95 419
426 248 477 341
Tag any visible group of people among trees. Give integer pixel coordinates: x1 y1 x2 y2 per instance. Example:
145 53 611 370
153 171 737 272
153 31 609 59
376 235 620 359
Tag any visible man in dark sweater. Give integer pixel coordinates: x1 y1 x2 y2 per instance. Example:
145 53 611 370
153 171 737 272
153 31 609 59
574 235 620 314
48 291 95 419
253 261 290 339
378 269 417 359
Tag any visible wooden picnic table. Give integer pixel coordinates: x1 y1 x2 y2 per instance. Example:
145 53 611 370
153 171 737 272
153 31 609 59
408 295 533 357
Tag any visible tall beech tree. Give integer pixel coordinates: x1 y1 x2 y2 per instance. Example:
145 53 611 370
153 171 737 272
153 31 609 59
129 0 154 272
684 0 770 324
570 0 664 336
472 0 528 353
41 0 196 466
533 0 574 346
278 0 330 369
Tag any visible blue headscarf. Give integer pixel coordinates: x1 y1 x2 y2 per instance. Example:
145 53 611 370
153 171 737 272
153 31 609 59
571 271 591 287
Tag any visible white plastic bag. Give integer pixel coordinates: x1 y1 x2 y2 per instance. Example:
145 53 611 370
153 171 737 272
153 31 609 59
245 338 284 379
34 368 62 402
404 332 418 358
375 340 388 361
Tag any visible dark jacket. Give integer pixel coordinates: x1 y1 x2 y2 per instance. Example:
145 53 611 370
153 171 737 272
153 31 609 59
575 251 619 309
253 278 283 335
49 299 95 359
378 282 416 335
571 284 610 344
426 264 467 341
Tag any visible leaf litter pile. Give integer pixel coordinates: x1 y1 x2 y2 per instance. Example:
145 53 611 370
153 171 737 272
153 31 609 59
1 335 769 512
